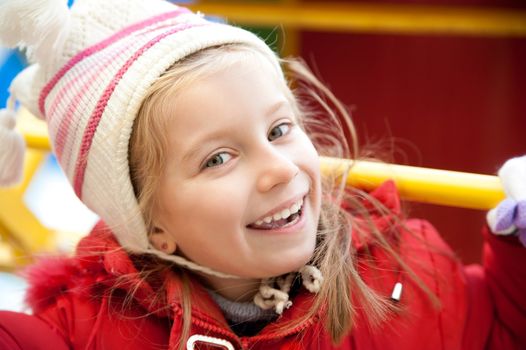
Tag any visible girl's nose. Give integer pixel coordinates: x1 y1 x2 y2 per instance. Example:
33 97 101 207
256 151 299 193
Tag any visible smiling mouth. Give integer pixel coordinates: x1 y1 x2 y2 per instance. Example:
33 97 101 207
247 197 304 230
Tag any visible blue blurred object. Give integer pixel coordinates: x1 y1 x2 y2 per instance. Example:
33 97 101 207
0 49 26 108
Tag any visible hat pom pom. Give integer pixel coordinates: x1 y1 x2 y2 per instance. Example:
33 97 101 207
0 108 26 186
0 0 70 65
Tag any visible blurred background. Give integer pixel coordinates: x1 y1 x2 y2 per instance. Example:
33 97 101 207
1 0 525 311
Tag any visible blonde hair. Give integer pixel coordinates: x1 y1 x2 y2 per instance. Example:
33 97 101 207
129 44 438 348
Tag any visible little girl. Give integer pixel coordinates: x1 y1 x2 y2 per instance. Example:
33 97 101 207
0 0 525 349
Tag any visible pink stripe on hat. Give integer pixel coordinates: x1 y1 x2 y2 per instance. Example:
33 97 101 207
72 22 203 197
54 43 131 162
51 20 185 170
39 8 190 117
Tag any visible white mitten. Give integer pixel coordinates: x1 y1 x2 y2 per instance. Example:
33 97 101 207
486 155 526 246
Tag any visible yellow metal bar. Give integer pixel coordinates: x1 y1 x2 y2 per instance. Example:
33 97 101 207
0 223 15 268
19 118 505 210
18 109 50 151
0 109 55 263
0 220 30 270
280 0 300 57
189 2 526 37
0 149 56 254
321 156 504 210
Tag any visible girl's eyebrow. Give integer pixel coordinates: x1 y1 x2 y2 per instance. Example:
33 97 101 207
265 100 289 116
181 100 291 163
182 130 228 164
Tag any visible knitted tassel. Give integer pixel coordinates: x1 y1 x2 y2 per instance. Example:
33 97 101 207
299 265 323 293
0 107 25 186
0 0 70 65
254 275 294 315
253 266 324 315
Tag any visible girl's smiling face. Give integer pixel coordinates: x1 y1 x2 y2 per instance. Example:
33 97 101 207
152 53 321 283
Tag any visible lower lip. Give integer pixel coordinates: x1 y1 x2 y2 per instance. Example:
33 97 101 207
248 198 308 234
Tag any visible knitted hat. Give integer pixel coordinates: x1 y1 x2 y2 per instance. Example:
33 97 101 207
0 0 284 277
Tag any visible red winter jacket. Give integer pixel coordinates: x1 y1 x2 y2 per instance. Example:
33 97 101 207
1 181 525 349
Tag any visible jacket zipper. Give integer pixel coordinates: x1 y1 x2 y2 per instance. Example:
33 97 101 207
173 304 318 349
172 304 243 349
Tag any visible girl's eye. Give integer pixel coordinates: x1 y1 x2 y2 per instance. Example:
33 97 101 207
204 152 232 169
268 123 291 141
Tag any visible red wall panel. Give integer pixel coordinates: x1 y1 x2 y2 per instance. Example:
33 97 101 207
299 5 526 262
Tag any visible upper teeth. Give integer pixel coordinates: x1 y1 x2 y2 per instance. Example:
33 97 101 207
255 198 304 226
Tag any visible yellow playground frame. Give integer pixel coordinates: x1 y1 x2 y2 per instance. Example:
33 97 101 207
17 108 505 211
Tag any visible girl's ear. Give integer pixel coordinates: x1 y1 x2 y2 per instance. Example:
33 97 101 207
149 228 177 254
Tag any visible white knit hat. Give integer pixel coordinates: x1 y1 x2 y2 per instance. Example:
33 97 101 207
0 0 282 277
